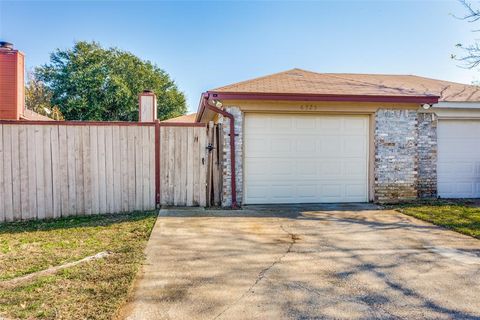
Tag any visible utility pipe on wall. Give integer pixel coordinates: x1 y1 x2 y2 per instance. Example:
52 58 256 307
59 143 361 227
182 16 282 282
201 93 238 208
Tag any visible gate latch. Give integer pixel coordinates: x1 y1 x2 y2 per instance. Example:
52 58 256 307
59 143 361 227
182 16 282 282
206 143 214 152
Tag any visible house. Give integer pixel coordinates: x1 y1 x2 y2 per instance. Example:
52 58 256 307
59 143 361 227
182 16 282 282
0 41 52 121
195 69 480 206
162 113 197 123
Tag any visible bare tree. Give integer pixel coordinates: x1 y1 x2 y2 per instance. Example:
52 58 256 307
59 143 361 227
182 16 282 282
453 0 480 68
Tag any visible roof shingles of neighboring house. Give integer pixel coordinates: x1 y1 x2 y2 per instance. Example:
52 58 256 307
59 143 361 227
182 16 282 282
20 108 54 121
162 113 197 123
211 68 480 102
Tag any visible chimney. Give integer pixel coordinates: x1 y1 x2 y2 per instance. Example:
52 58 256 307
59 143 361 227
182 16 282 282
0 41 25 120
138 90 157 122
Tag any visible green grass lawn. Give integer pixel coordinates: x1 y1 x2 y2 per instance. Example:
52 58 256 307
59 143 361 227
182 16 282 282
0 211 157 319
396 200 480 239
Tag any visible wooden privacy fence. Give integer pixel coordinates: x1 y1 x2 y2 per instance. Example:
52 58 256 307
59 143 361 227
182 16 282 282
0 122 156 222
0 121 209 222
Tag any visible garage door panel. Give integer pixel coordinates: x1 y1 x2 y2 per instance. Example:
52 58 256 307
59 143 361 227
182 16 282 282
246 137 268 153
319 117 342 130
270 137 292 153
296 137 317 152
244 114 369 204
246 159 269 176
438 120 480 198
297 185 317 198
295 117 315 130
320 160 343 176
271 185 295 200
344 162 367 176
346 184 367 198
297 160 317 176
245 184 269 202
270 160 294 176
438 161 475 176
344 136 367 155
321 137 343 154
344 117 367 133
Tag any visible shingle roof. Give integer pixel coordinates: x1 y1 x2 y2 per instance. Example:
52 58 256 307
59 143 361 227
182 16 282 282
162 113 197 123
21 109 54 121
212 68 480 102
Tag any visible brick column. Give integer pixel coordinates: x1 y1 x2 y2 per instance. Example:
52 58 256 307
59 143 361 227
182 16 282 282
374 109 418 203
417 112 438 198
219 106 243 207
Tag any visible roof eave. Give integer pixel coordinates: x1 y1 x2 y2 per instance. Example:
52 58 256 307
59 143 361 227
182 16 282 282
195 91 439 122
208 91 439 104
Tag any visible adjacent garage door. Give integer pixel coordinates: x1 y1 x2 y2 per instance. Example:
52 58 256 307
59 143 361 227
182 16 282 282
438 120 480 198
244 114 369 204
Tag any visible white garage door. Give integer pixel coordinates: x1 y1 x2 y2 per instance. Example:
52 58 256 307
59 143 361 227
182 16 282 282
438 120 480 198
244 114 369 204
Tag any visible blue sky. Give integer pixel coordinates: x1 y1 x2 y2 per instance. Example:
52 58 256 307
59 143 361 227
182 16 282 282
1 1 479 112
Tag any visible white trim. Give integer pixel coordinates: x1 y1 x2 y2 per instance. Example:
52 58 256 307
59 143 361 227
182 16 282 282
418 102 480 119
433 101 480 109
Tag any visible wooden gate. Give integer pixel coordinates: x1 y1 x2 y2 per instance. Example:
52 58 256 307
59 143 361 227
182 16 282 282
206 121 224 207
157 123 208 207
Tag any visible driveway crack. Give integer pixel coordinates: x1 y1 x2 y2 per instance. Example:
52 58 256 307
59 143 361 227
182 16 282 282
212 224 298 320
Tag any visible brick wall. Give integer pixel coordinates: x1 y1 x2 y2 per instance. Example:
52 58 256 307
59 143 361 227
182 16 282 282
219 106 243 207
417 112 438 198
374 109 419 203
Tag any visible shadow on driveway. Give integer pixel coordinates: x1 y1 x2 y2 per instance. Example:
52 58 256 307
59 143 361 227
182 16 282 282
121 204 480 320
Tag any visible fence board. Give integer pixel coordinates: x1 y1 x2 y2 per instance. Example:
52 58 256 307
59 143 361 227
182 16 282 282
142 126 150 210
105 126 114 213
193 127 200 206
89 126 99 214
0 125 4 221
27 126 37 219
186 127 194 206
127 127 136 211
199 126 207 207
97 126 107 214
135 127 143 210
66 126 76 216
35 126 46 219
149 126 155 208
82 126 92 215
50 126 61 218
166 127 174 205
11 126 21 220
58 126 68 216
4 126 14 221
112 126 121 213
120 126 129 212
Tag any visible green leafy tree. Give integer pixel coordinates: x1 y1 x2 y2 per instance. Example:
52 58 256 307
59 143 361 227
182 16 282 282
25 72 64 120
35 41 187 121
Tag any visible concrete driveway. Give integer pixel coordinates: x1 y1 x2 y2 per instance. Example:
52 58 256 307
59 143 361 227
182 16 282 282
121 204 480 320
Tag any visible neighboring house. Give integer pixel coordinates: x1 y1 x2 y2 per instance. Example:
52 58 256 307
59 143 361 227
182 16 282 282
162 113 197 123
195 68 480 206
0 41 52 121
